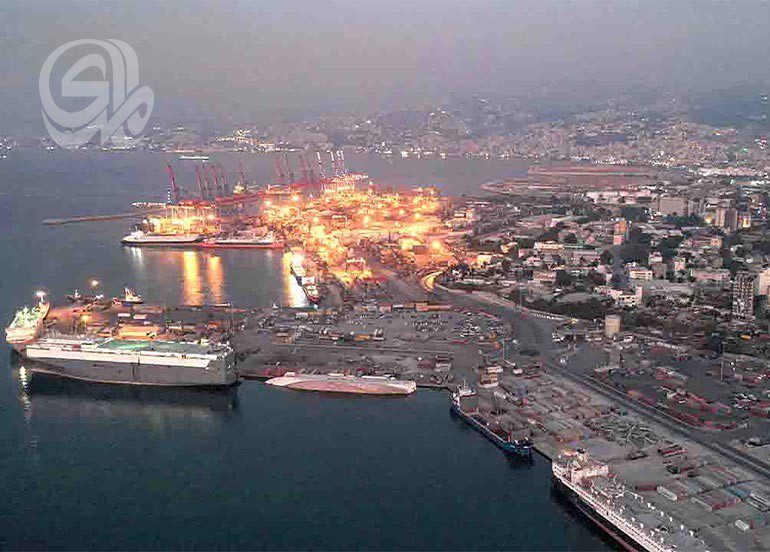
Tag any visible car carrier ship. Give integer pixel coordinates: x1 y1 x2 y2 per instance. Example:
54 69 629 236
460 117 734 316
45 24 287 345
21 337 236 387
6 291 239 387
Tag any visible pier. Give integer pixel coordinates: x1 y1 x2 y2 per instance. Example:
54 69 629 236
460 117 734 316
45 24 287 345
43 208 164 226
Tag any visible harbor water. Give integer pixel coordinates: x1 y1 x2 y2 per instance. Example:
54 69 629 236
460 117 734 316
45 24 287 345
0 149 609 550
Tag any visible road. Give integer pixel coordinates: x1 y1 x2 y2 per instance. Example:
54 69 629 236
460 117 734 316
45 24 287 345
429 279 770 481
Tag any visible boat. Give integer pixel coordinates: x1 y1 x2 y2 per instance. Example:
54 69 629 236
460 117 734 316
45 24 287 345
450 382 533 457
266 372 416 395
302 283 321 304
290 257 306 284
66 289 83 303
21 336 236 387
198 231 283 250
66 290 106 305
5 300 50 352
178 154 210 161
552 451 708 552
120 288 143 306
121 230 202 246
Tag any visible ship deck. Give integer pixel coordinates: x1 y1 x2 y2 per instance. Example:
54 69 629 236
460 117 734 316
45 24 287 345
96 339 221 355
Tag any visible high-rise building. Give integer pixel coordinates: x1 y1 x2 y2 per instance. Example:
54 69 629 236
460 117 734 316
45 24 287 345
732 271 757 320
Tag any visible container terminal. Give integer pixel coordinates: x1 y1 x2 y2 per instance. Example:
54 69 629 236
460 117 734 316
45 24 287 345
21 154 770 550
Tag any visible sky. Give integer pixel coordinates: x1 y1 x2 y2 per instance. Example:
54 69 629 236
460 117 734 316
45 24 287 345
1 0 769 134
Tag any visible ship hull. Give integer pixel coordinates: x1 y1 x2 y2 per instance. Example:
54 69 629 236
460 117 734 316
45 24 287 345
21 356 236 387
450 402 532 457
552 477 643 552
266 374 416 395
121 240 201 247
197 241 284 250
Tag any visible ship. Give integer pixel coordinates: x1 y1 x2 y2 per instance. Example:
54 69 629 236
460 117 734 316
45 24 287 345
119 287 143 306
450 382 533 457
266 372 416 395
302 282 321 304
552 451 708 552
178 154 210 161
121 230 202 246
290 256 307 284
21 336 236 387
5 300 50 352
198 231 283 250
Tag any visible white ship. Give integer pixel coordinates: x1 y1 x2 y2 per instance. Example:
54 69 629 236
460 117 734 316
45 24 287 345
121 230 202 246
266 373 416 395
5 300 50 351
22 336 236 387
199 231 283 249
178 154 210 161
552 451 707 552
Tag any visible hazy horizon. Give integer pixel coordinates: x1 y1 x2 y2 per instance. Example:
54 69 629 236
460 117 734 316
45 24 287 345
1 0 769 134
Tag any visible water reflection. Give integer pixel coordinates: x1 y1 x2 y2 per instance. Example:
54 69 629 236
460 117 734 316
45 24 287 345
206 254 225 304
12 360 239 443
123 248 295 307
182 250 202 305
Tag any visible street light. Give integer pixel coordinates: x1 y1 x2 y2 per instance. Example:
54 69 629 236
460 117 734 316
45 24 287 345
90 278 100 289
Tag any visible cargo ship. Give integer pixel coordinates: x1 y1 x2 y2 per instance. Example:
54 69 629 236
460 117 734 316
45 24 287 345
552 450 707 552
5 298 50 352
266 372 416 395
121 230 202 246
197 231 283 250
22 337 236 387
450 382 533 457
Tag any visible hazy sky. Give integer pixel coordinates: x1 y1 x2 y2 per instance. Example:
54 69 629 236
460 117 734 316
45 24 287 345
1 0 769 134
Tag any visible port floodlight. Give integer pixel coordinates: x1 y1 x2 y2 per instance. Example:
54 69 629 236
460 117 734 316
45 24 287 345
90 279 100 288
35 290 47 300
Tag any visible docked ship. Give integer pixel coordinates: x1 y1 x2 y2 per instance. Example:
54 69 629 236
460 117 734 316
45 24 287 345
121 230 202 246
119 288 144 306
178 154 210 161
450 382 533 457
266 372 416 395
198 231 283 250
22 336 236 387
5 299 50 352
552 451 707 552
290 256 306 284
302 282 321 304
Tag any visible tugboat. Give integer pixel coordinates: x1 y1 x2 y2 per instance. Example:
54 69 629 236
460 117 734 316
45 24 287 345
450 381 533 458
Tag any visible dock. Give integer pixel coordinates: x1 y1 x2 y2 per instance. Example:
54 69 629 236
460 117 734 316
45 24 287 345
43 208 164 226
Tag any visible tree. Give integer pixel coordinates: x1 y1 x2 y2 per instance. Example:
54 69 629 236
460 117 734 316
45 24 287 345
555 270 573 287
619 243 649 264
600 250 613 265
620 206 649 223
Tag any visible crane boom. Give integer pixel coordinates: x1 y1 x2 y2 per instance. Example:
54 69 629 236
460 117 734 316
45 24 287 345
218 164 228 196
166 164 180 204
195 165 205 199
